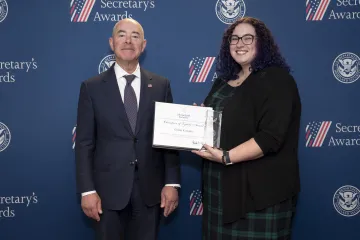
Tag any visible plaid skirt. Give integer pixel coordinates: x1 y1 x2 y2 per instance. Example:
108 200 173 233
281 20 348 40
202 161 297 240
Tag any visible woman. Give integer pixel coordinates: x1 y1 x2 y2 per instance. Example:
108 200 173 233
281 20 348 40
192 17 301 239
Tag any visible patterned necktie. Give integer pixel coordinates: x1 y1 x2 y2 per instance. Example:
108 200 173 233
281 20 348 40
123 74 137 133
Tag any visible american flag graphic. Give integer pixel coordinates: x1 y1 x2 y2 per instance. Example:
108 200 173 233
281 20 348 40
305 121 332 147
189 189 203 215
72 126 76 149
189 57 216 83
306 0 330 21
70 0 96 22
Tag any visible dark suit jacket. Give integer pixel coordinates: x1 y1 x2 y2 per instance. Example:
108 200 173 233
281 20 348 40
75 64 180 210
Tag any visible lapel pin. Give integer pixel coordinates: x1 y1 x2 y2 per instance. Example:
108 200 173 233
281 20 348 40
148 84 152 88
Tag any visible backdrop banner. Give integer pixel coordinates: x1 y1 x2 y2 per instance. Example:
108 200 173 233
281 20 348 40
1 0 359 239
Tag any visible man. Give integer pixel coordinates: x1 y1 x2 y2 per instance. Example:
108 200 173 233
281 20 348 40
75 18 180 240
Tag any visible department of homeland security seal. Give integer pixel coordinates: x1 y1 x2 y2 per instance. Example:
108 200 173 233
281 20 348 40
0 122 11 152
215 0 245 25
333 185 360 217
332 52 360 84
98 54 116 74
0 0 8 23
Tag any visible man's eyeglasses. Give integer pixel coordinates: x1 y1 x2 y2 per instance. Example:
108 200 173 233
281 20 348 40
228 34 255 45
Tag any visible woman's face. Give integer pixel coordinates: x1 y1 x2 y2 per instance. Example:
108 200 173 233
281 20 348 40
229 23 257 68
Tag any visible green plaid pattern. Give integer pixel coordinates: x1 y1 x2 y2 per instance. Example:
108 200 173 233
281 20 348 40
202 80 296 239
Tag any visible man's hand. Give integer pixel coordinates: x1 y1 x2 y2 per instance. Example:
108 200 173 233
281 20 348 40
160 186 179 217
81 193 102 221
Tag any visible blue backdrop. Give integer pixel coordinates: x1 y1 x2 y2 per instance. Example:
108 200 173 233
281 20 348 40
1 0 360 239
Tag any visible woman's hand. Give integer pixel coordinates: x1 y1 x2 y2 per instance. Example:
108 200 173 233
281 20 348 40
192 144 223 163
193 103 205 107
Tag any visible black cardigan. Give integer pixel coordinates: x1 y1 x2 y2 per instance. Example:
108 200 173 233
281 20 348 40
204 66 302 224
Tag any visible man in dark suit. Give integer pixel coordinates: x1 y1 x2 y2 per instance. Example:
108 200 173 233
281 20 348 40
75 18 181 240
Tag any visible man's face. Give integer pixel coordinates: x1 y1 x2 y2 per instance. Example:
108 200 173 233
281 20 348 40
109 20 146 63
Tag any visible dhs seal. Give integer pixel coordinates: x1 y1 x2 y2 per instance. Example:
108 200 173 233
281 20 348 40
332 52 360 84
0 0 8 23
98 54 116 74
0 122 11 152
215 0 245 25
333 185 360 217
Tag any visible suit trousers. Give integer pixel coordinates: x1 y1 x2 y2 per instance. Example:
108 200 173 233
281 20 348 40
94 168 161 240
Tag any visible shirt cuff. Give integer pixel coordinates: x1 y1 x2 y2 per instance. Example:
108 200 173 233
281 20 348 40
165 184 181 188
81 190 96 197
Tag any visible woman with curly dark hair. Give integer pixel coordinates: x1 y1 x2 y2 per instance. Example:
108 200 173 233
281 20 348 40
192 17 301 239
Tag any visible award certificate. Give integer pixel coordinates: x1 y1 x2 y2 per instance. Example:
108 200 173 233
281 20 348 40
152 102 222 150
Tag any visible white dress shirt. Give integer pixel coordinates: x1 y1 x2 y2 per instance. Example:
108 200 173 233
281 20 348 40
82 63 180 197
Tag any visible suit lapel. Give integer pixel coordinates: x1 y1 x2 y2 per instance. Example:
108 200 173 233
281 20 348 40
135 68 152 135
102 65 133 136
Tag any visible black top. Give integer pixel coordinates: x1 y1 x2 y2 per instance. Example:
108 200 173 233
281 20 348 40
204 66 302 224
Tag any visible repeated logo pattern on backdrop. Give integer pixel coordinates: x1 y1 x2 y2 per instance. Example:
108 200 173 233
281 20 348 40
70 0 156 23
0 58 38 83
215 0 246 24
305 121 332 147
99 54 116 74
333 185 360 217
72 126 77 150
1 0 360 239
189 189 203 216
0 122 11 152
306 0 360 21
332 52 360 84
189 57 216 83
70 0 96 22
0 192 39 218
305 121 360 147
306 0 331 21
0 0 8 23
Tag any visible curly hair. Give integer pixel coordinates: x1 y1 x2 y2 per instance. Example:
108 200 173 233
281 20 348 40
216 17 291 81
